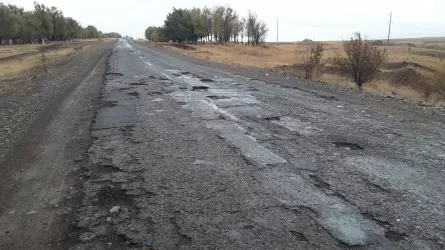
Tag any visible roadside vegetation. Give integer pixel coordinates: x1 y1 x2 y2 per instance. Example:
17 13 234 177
145 6 268 45
153 35 445 105
0 1 121 45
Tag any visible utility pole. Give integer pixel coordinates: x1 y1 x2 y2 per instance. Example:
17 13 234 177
387 11 392 45
276 19 279 44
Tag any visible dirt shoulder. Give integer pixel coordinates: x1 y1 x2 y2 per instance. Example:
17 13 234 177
0 40 113 166
0 40 115 249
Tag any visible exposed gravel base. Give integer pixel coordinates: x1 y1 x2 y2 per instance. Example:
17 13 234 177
0 42 115 167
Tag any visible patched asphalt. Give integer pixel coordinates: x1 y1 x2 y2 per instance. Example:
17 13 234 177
71 39 445 249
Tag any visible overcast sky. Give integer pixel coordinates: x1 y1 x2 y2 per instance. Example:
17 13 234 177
9 0 445 41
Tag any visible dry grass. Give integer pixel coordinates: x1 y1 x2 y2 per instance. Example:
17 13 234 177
0 39 103 78
156 39 445 105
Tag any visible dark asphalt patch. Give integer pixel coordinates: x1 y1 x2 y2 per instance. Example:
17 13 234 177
192 86 209 91
149 76 156 79
332 142 364 150
118 87 132 91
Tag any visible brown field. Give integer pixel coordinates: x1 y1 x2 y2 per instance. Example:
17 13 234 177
0 39 106 78
156 38 445 105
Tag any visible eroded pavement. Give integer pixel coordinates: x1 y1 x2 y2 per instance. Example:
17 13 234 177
72 40 445 249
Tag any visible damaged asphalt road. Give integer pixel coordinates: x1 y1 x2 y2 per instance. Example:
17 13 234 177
70 40 445 249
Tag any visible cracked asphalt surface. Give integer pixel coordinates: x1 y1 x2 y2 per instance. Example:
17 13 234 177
68 39 445 249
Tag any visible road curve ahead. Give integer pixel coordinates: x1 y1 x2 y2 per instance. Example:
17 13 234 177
74 39 445 249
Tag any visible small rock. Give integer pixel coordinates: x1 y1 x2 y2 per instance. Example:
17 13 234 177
26 210 38 215
106 217 112 222
109 206 120 214
8 211 16 214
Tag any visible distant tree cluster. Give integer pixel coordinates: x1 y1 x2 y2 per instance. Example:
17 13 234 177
0 1 121 45
145 6 268 45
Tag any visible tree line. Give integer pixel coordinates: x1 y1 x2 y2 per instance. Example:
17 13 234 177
0 1 121 45
145 6 268 45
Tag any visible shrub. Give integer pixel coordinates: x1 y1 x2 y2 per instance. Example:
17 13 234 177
336 32 388 89
299 43 324 80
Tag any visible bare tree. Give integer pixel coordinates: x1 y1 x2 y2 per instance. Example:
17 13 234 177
336 32 388 89
246 11 268 45
39 45 48 73
239 17 246 44
299 43 324 80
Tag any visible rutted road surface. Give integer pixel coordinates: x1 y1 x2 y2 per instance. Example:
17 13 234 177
2 39 444 249
70 40 445 249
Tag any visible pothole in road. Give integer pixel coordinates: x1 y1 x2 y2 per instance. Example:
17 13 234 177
200 78 215 82
102 101 117 108
207 95 230 100
385 230 407 242
332 142 364 150
309 174 331 189
97 185 133 207
263 116 281 121
128 92 140 97
192 86 209 91
106 72 124 77
130 82 148 86
289 231 308 242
